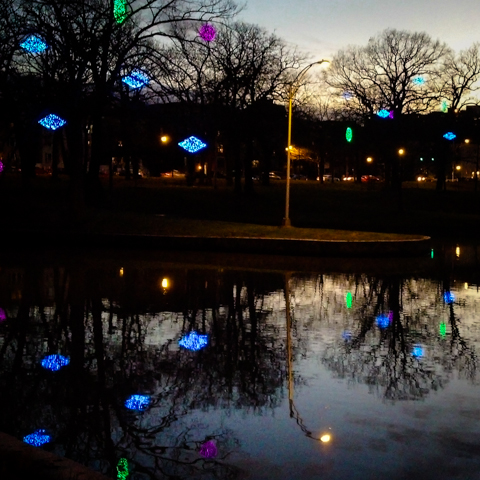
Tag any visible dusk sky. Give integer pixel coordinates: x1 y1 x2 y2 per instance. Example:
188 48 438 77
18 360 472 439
239 0 480 59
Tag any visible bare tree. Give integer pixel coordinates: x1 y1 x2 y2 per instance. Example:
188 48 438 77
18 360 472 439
440 43 480 111
325 29 450 118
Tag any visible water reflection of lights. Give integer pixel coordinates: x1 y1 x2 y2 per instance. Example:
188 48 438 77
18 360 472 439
320 434 331 443
125 394 151 411
412 345 424 358
199 440 218 458
23 429 51 447
179 331 209 351
117 458 129 480
444 292 455 304
41 354 70 371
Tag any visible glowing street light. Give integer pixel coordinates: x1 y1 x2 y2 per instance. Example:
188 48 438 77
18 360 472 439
398 148 405 156
284 59 329 226
366 157 373 163
160 135 169 143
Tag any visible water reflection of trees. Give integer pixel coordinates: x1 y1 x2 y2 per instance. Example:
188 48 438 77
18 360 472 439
320 275 478 401
0 263 288 479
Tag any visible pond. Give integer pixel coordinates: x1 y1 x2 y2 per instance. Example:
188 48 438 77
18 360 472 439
1 244 480 480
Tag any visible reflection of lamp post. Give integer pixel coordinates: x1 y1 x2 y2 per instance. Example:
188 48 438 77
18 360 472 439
283 60 329 227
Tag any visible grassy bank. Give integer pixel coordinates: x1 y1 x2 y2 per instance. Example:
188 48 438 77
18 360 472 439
1 174 479 240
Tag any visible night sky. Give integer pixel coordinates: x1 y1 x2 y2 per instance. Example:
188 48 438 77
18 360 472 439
239 0 480 58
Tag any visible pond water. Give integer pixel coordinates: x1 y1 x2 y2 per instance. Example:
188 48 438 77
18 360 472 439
1 244 480 480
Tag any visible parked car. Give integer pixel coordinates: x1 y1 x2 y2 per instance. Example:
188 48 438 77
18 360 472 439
269 172 281 180
319 175 340 182
361 175 381 183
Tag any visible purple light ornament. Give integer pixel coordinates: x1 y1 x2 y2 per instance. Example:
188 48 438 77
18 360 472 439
199 440 217 458
199 24 216 42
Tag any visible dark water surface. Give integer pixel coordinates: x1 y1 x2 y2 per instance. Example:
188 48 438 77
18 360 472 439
1 244 480 480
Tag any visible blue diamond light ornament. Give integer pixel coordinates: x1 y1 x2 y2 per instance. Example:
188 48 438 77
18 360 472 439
178 136 207 153
443 132 456 141
38 114 67 131
122 70 149 89
41 354 70 372
125 394 151 411
377 109 390 118
20 35 48 54
23 429 51 447
179 331 209 351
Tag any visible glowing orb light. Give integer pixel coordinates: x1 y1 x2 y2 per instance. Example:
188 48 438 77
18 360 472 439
346 292 352 309
345 127 353 143
412 345 424 357
178 136 207 154
41 354 70 371
320 434 331 443
199 23 216 42
20 35 48 53
377 109 391 118
443 132 456 141
441 100 448 113
0 308 6 321
376 314 390 329
125 394 151 411
122 69 149 89
114 0 127 24
23 429 51 447
179 331 209 351
444 291 455 304
117 458 129 480
38 114 67 131
199 440 218 458
412 76 425 86
439 322 446 337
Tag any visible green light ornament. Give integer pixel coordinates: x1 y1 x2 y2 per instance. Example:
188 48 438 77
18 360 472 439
114 0 127 24
346 292 353 309
439 322 446 337
346 127 353 143
441 100 448 113
117 458 129 480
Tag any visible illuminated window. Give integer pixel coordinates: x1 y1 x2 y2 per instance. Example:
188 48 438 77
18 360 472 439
179 331 209 351
20 35 48 53
199 440 218 458
41 354 70 371
122 70 149 89
23 429 51 447
125 394 151 411
178 136 207 153
38 114 67 130
199 24 216 42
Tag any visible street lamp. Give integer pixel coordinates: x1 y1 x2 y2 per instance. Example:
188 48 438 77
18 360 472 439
283 59 329 227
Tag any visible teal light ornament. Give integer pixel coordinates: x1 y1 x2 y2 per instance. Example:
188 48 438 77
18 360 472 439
443 132 456 141
345 127 353 143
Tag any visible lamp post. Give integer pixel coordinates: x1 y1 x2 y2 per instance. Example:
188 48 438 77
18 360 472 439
283 59 329 227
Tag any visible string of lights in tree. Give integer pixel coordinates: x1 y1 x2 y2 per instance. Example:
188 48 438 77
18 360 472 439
23 429 51 447
199 23 216 42
41 354 70 371
125 394 151 411
377 109 394 119
114 0 127 24
443 132 456 141
122 69 149 89
178 331 209 351
20 35 48 54
178 136 207 154
38 114 67 131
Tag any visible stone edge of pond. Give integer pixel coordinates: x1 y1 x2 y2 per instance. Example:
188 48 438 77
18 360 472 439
0 432 110 480
6 231 431 257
